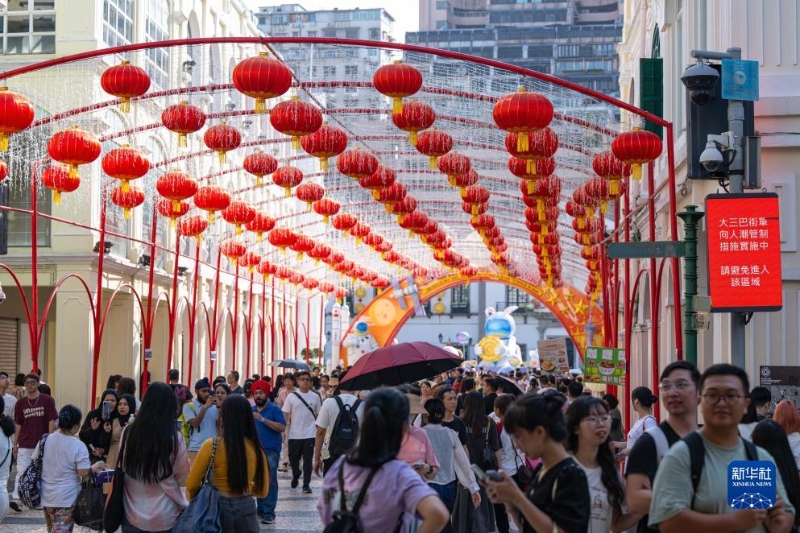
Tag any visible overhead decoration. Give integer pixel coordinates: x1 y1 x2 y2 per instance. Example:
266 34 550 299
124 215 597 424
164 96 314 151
524 175 561 220
391 100 435 146
505 127 558 174
0 87 34 151
161 101 206 147
416 128 453 169
267 227 297 255
375 182 407 213
193 185 231 223
611 126 663 181
312 197 341 223
42 165 79 204
272 165 303 197
450 169 479 197
336 148 379 180
221 200 256 235
290 234 315 259
437 151 471 187
100 60 150 113
508 155 556 195
350 221 371 245
242 150 278 188
101 145 150 193
493 87 554 151
239 251 262 274
300 123 348 171
156 170 198 211
565 200 588 231
586 177 610 214
269 95 323 149
390 196 418 218
308 242 332 264
592 150 631 196
296 182 325 209
47 126 102 179
303 278 320 291
257 259 277 281
331 212 358 234
372 59 423 114
203 121 241 163
110 185 145 219
156 198 190 227
179 215 208 243
572 185 598 219
219 240 247 266
462 185 490 216
245 212 276 242
231 51 293 114
359 166 396 200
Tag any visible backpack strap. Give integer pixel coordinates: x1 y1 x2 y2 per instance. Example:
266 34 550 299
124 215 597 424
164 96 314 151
293 391 318 418
684 431 705 503
338 462 380 515
645 425 669 466
743 438 758 461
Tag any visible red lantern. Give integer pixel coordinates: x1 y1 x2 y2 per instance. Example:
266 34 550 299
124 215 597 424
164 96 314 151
303 278 320 291
390 196 418 217
0 158 6 182
257 259 277 280
336 149 379 180
203 121 241 163
573 186 598 218
350 221 371 245
318 281 336 294
222 200 256 235
437 151 471 187
461 201 487 220
194 185 231 223
290 234 315 259
461 265 478 277
391 100 435 146
308 243 332 264
451 169 479 196
375 182 407 212
267 227 297 255
416 128 453 169
272 165 303 197
102 145 150 193
239 251 262 274
300 124 348 171
156 198 190 228
373 60 423 114
364 233 384 249
245 212 276 242
100 60 150 113
593 150 631 196
526 205 560 222
565 200 587 230
334 287 349 301
332 213 358 234
110 185 145 219
179 215 209 242
0 87 34 151
586 177 610 214
493 87 554 151
243 150 278 188
296 182 325 209
462 185 490 208
525 175 561 220
219 240 247 266
41 165 79 204
161 101 206 147
48 126 101 179
371 277 390 290
359 166 396 200
232 52 293 114
509 155 556 194
313 197 341 224
269 95 323 149
505 127 558 173
611 127 663 181
526 219 558 236
156 170 198 211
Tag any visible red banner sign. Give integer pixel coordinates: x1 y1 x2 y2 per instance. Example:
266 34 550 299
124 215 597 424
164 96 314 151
706 193 782 312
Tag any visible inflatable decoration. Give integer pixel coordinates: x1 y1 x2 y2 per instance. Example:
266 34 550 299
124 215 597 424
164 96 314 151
474 306 522 367
341 319 379 366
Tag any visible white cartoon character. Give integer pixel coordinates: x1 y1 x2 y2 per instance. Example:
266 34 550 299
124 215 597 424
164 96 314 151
341 319 379 366
474 306 522 366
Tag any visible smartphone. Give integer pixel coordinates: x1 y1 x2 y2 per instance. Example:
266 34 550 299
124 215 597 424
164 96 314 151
470 464 502 482
102 401 112 421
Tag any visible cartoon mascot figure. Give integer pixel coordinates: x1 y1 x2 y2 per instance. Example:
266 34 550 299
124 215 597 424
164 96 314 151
341 319 379 367
474 306 522 367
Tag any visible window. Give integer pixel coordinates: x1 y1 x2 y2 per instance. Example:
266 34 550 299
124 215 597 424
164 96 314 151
450 285 470 314
145 0 170 90
345 28 359 39
323 66 337 77
103 0 134 47
0 0 56 54
344 65 358 76
505 287 529 306
558 45 579 58
368 28 379 40
322 28 337 38
307 31 317 37
436 0 448 9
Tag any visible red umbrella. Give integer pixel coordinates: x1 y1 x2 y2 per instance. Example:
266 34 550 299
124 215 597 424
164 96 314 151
338 341 463 390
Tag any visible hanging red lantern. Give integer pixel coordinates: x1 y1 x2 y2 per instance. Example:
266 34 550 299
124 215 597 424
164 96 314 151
390 196 418 217
332 213 358 234
461 200 487 221
460 265 478 277
0 158 6 182
509 155 556 194
611 127 663 181
156 198 190 228
326 251 345 267
364 233 384 249
371 277 390 290
41 165 79 204
219 240 247 266
416 128 453 169
565 200 587 230
269 95 323 149
350 221 371 245
203 121 241 164
399 210 428 235
156 170 198 211
586 177 610 214
242 150 278 188
375 241 393 258
373 60 423 114
291 234 315 259
48 126 102 179
232 52 293 114
179 215 209 243
451 169 479 197
239 251 262 274
359 166 396 200
437 151 471 187
462 185 490 211
194 185 231 223
296 182 325 209
267 227 297 255
303 278 320 291
391 100 435 146
272 165 303 197
102 145 150 193
161 101 206 147
334 287 349 301
493 87 554 151
308 242 332 264
110 185 145 219
100 60 150 113
0 87 34 151
336 149 379 180
505 127 559 174
222 200 256 235
257 259 277 281
318 281 336 294
313 197 341 223
593 150 631 196
375 182 407 212
245 212 276 242
525 175 561 220
573 186 598 219
526 219 558 236
300 124 348 171
526 205 560 223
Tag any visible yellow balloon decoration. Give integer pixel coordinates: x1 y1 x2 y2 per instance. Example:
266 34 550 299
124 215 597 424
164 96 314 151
508 356 522 367
477 336 503 363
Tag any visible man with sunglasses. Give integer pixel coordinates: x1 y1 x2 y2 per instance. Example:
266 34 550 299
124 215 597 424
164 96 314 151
649 364 795 532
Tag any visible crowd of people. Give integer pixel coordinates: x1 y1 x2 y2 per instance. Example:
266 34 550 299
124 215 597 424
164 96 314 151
0 361 800 532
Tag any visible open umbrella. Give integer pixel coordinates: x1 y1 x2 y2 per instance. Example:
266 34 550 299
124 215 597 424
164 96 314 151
338 341 463 390
269 359 311 371
496 375 523 396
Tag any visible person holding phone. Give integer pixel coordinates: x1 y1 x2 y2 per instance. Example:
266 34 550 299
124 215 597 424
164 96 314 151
104 393 137 489
79 389 118 463
183 378 219 468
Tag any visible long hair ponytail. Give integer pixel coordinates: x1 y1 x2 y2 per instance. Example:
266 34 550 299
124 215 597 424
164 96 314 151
348 388 408 468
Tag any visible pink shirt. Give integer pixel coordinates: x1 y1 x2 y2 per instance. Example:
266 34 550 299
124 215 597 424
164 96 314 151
397 425 440 468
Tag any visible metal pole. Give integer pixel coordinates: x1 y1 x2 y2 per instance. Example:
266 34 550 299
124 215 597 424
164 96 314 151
676 206 705 366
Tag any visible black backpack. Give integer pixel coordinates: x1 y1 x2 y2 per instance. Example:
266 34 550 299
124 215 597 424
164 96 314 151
684 431 758 509
323 463 379 533
328 396 362 457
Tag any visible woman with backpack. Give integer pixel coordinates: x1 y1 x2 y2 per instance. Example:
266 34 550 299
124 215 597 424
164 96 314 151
317 388 449 533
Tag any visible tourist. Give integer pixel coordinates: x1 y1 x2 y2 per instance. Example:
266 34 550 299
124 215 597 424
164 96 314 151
772 399 800 469
616 386 658 459
105 393 137 475
106 374 122 393
282 370 321 494
183 378 219 467
79 388 117 463
491 394 525 533
227 371 243 395
0 395 15 519
751 418 800 530
602 393 624 444
314 371 365 476
0 372 16 418
214 382 230 407
252 380 285 525
117 377 139 410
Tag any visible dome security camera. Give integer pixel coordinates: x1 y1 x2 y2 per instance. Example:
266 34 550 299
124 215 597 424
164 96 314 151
699 141 725 173
681 62 720 105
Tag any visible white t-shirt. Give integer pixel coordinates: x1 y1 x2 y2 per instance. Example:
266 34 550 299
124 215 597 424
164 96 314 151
626 414 657 452
788 432 800 470
283 390 322 440
316 394 365 460
580 463 613 533
2 393 16 418
38 431 91 508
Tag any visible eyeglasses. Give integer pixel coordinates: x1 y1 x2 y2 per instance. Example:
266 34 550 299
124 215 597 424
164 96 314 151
583 415 611 425
25 379 38 385
659 380 694 392
702 392 743 405
297 377 310 382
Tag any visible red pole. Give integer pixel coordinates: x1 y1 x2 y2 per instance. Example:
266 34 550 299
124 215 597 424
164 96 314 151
294 287 300 360
647 163 660 422
260 277 267 377
90 184 109 407
270 277 276 378
318 294 325 367
29 162 40 374
623 180 632 436
166 229 181 373
232 262 240 373
209 251 222 379
245 272 255 375
305 294 311 364
282 280 288 359
665 124 684 360
141 204 160 396
187 240 202 386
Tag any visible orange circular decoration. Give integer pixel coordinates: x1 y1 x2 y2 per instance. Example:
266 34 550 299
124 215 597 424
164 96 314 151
359 166 396 200
48 126 101 179
245 212 276 242
194 185 231 223
373 60 423 114
272 165 303 197
156 171 198 211
110 185 145 219
100 60 150 113
0 87 34 151
270 95 323 149
493 87 554 151
312 197 341 223
219 240 248 266
300 124 348 171
222 200 256 235
242 150 278 187
156 198 190 227
611 127 662 181
437 151 471 186
41 165 79 204
336 149 379 180
296 182 325 209
232 52 293 114
102 145 150 193
391 100 435 146
416 128 453 169
203 122 241 164
179 215 209 241
161 101 206 147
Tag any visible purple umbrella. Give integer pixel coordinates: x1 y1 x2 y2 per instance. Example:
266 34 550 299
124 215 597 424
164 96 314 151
338 341 463 390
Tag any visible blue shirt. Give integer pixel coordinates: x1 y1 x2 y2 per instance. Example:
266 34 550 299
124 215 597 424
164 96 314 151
253 402 285 454
183 400 218 452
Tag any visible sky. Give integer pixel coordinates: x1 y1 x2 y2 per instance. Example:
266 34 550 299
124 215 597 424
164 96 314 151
244 0 420 40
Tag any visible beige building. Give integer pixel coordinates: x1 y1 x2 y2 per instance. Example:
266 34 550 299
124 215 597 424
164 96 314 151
618 0 800 386
0 0 322 410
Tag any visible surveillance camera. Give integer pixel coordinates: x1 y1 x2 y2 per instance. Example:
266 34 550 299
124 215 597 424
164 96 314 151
699 141 724 173
681 62 720 105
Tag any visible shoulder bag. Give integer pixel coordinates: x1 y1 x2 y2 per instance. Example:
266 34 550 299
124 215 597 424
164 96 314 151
73 471 104 531
103 427 129 533
174 438 221 533
18 433 49 509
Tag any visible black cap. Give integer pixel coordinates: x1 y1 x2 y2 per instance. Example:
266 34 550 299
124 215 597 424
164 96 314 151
194 378 210 390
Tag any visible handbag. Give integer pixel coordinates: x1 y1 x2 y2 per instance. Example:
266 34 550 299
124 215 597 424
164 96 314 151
174 438 221 533
73 471 105 531
481 420 497 470
103 428 128 533
511 437 534 486
18 433 49 509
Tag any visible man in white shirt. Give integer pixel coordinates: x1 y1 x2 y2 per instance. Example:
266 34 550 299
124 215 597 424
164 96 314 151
0 372 16 418
282 370 321 494
313 371 364 476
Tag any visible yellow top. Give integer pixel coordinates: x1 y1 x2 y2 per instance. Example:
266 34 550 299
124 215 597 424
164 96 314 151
186 438 269 499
